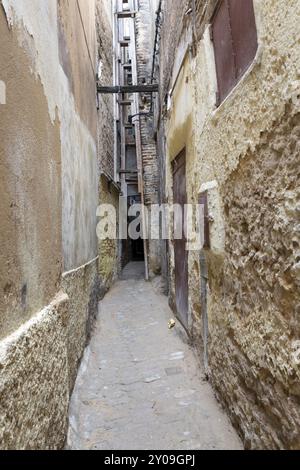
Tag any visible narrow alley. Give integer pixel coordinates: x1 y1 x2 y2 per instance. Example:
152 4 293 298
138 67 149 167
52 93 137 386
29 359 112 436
67 263 241 450
0 0 300 454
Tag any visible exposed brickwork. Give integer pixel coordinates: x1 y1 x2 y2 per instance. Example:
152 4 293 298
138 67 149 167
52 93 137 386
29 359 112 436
135 0 159 206
140 119 159 206
135 1 161 275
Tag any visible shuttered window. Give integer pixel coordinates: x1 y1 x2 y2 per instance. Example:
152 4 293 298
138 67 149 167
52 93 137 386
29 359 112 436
212 0 258 105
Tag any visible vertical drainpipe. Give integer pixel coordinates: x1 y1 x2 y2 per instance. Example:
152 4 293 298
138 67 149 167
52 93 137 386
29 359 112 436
200 251 209 374
131 0 150 281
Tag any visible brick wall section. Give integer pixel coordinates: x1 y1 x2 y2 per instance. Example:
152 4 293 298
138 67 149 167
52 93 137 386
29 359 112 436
140 119 159 206
135 0 159 206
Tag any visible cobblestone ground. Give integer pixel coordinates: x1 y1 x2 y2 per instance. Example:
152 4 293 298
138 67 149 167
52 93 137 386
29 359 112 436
67 263 242 450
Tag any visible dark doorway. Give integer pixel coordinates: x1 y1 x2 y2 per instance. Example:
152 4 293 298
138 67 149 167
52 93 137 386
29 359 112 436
131 237 144 261
172 149 189 328
121 192 145 270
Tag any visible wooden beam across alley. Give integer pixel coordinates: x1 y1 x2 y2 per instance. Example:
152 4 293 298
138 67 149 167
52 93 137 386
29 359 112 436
97 84 159 94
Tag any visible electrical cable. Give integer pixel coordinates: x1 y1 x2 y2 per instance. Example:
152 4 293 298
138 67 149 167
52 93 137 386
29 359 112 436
76 0 96 81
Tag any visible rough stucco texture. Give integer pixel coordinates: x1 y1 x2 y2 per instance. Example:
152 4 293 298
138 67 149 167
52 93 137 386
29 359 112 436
62 259 100 392
98 176 120 291
210 106 300 450
0 293 69 450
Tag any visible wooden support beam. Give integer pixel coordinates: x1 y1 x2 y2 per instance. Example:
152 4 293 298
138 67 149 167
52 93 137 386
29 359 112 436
118 100 133 106
97 84 159 94
116 11 136 18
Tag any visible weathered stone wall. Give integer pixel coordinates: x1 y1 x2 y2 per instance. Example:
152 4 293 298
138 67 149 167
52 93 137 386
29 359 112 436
0 293 69 450
0 0 113 449
210 107 300 449
158 0 300 449
61 258 100 392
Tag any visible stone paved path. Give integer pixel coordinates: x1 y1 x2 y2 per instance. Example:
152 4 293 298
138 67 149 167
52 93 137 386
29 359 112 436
67 264 242 450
